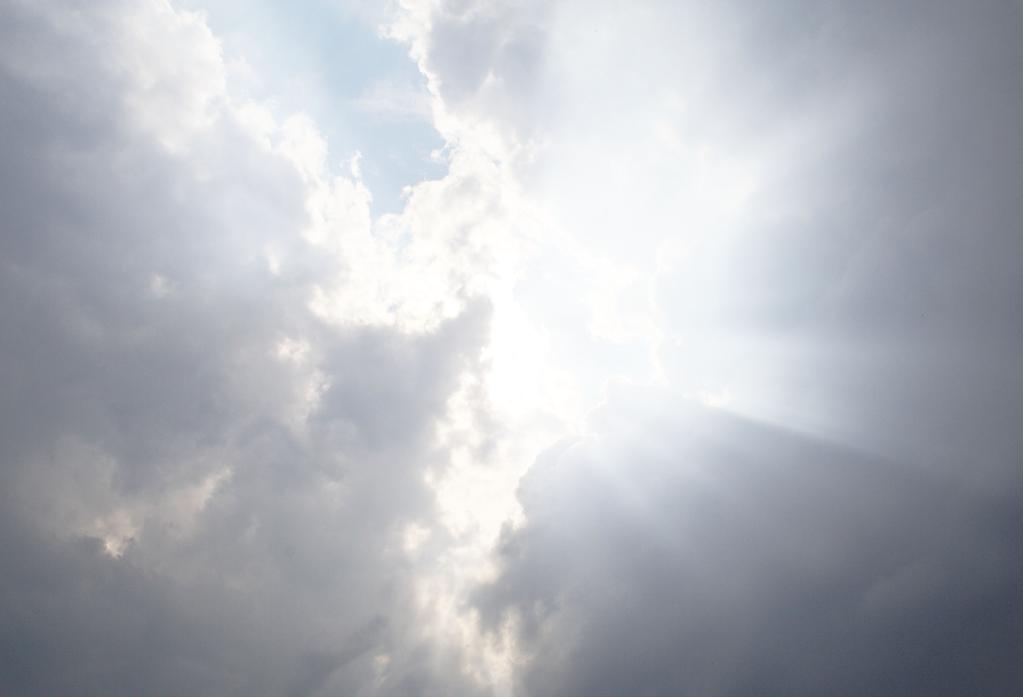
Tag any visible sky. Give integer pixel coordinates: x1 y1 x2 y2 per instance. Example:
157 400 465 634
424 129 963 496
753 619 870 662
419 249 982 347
1 1 1022 695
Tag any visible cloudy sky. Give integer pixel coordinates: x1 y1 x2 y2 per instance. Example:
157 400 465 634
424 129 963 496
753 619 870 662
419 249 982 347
1 1 1022 695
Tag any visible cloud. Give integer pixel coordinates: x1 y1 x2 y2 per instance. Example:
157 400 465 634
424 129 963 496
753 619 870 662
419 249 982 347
390 0 1023 693
0 1 496 693
476 385 1023 696
4 0 1023 694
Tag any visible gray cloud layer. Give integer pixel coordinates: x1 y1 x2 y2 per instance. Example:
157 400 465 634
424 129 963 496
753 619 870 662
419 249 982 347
477 387 1023 695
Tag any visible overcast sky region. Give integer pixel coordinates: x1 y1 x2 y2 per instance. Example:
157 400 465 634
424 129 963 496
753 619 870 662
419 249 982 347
1 1 1022 695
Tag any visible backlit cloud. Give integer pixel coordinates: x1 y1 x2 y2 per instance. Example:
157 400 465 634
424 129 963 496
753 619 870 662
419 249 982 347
2 1 1022 695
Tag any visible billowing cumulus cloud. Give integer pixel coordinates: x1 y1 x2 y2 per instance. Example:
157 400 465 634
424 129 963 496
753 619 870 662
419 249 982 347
0 1 497 694
3 0 1023 695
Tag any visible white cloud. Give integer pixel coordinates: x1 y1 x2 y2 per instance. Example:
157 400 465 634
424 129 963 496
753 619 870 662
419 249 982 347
0 0 497 693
